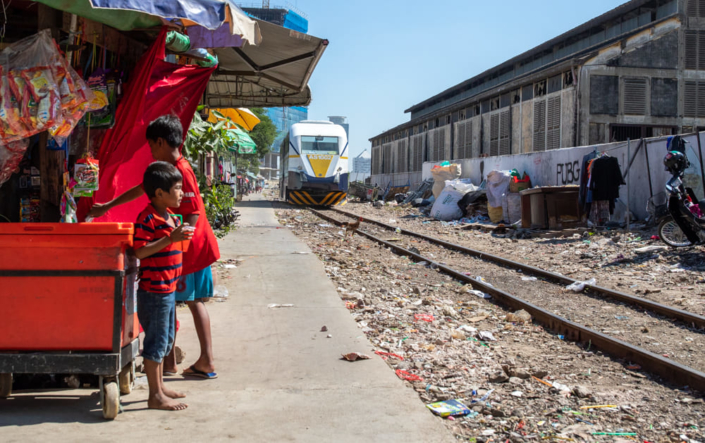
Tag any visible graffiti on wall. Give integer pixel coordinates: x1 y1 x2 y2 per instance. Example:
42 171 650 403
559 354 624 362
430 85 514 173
556 160 581 185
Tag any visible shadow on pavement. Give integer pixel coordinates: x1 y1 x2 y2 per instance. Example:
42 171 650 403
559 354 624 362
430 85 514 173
0 391 107 425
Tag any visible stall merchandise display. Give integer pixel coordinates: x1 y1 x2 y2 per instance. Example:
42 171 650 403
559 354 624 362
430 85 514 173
0 30 106 188
73 156 99 197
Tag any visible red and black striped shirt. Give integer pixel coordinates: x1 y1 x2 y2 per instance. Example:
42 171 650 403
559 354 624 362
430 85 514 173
133 205 183 294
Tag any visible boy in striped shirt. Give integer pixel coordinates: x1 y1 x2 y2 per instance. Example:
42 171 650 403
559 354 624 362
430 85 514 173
133 161 193 411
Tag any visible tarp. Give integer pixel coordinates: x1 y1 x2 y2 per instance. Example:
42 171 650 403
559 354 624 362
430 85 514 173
207 19 328 108
77 28 215 222
34 0 260 45
225 127 256 154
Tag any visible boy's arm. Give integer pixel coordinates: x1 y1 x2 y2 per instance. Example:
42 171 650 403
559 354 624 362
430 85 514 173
89 185 145 218
134 224 190 260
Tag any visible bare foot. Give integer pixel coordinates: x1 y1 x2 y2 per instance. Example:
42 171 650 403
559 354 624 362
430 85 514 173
148 392 187 411
162 387 186 399
163 366 178 375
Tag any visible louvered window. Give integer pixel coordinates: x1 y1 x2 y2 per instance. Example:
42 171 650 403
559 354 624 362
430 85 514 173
623 78 647 115
429 127 449 162
372 146 382 175
533 100 547 152
684 81 705 118
410 134 425 172
382 143 393 174
395 140 408 173
684 31 705 70
499 110 511 155
454 120 473 159
687 0 705 17
546 97 561 150
489 114 500 157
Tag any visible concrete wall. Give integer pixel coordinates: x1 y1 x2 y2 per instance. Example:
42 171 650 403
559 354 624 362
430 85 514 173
421 132 705 220
369 172 424 189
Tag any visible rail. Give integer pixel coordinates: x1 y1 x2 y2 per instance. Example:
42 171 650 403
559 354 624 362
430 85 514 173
309 208 705 392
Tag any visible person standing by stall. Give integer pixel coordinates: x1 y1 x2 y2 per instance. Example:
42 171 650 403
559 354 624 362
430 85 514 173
89 115 220 379
133 161 191 411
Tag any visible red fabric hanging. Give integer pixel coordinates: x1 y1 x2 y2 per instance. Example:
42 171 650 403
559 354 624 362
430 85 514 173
77 28 215 223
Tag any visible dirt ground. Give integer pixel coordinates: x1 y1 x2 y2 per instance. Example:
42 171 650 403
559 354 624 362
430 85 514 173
274 202 705 442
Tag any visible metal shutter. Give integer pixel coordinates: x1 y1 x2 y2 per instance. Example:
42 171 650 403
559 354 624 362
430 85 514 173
371 146 380 175
396 140 408 173
490 113 500 157
686 31 698 70
699 82 705 118
688 0 705 17
383 143 393 174
499 110 511 156
685 81 697 118
454 121 465 159
623 78 647 115
533 100 547 152
546 96 561 150
410 134 424 172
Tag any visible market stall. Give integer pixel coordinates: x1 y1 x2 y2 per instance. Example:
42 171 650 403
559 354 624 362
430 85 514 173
0 2 253 419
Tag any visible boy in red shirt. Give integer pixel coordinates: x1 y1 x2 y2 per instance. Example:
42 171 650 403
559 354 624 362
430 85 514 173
133 161 193 411
90 116 221 379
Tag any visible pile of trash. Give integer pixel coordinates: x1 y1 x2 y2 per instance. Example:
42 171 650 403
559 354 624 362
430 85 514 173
276 208 705 442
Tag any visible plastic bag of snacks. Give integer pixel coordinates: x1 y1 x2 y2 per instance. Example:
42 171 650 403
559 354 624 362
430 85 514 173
0 29 102 145
0 139 29 187
73 156 99 197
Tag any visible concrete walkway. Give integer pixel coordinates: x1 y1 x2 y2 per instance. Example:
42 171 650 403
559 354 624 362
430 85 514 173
0 194 454 443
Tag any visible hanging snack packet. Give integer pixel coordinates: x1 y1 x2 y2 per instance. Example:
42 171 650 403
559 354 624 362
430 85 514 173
22 66 59 130
53 65 79 109
73 156 99 197
8 71 31 129
0 67 27 141
0 139 29 187
85 68 112 128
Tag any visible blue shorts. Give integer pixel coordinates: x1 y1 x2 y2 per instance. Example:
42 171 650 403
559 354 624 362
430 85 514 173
175 266 214 302
137 289 176 363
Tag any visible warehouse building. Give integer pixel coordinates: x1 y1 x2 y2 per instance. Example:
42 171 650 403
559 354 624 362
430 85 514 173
370 0 705 185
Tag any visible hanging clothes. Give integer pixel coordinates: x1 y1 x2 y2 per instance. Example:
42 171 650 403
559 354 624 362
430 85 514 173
589 156 625 215
579 151 597 212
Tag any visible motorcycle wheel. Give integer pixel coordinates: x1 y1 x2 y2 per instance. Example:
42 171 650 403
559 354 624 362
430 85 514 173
658 218 693 247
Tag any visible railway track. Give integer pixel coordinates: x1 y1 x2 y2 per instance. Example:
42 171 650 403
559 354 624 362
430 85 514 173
308 207 705 392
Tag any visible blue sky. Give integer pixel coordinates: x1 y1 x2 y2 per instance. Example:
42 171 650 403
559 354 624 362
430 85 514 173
288 0 627 159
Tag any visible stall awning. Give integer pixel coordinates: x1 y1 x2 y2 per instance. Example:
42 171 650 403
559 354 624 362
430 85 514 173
207 19 328 108
225 127 257 154
34 0 260 45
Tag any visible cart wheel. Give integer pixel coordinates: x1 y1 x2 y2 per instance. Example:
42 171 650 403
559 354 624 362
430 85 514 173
119 363 135 396
102 381 120 420
0 373 12 399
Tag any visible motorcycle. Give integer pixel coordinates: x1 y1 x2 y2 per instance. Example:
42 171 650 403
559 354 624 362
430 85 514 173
656 150 705 247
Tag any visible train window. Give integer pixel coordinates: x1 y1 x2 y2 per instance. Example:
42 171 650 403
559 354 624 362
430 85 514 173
301 136 339 154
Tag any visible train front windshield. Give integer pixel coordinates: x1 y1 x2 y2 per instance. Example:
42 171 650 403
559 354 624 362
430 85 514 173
301 136 339 155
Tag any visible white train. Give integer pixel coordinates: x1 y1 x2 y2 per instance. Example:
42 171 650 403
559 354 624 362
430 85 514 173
280 121 349 206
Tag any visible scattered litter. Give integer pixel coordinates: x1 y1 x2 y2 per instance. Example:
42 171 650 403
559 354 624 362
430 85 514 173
267 303 294 309
477 331 496 342
134 376 148 390
521 276 538 281
634 245 668 254
222 264 237 269
213 285 229 298
326 334 332 338
580 405 618 410
414 314 435 322
374 351 404 360
292 251 310 255
505 309 532 324
426 399 471 417
511 391 523 397
565 278 596 292
396 370 423 382
341 352 371 362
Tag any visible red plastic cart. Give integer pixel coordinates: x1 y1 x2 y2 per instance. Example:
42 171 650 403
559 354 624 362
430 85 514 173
0 223 139 420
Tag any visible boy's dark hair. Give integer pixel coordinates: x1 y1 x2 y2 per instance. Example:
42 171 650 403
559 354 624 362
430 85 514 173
143 161 183 199
146 115 184 148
